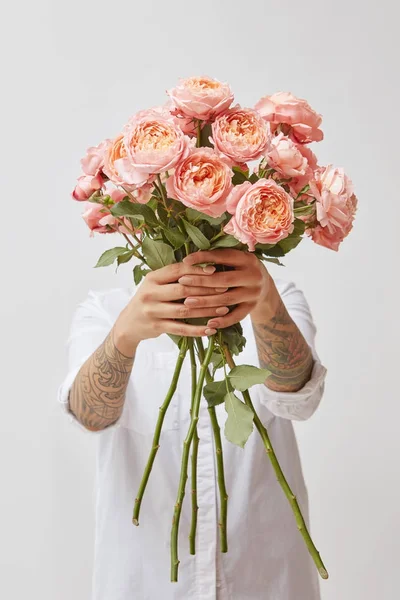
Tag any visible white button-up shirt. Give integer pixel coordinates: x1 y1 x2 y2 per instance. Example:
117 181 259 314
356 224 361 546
58 277 327 600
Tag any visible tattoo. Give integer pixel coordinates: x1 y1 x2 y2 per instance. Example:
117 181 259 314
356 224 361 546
68 326 134 431
252 302 313 392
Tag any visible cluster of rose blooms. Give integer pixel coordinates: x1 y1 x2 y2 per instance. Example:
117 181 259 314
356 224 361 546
72 75 357 252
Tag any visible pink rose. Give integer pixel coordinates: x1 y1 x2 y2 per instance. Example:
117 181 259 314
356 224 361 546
307 165 357 250
166 147 233 217
255 92 323 144
307 225 343 251
224 179 294 251
130 182 153 204
289 145 319 197
108 188 127 203
167 76 234 121
212 107 270 164
82 202 114 235
103 134 130 186
266 132 308 178
310 165 356 230
80 140 108 176
114 110 193 186
72 173 103 201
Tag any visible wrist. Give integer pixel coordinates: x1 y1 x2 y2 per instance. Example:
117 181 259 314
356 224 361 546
113 315 141 358
251 270 275 321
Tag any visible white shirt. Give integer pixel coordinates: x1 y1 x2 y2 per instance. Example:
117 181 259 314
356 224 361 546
58 277 327 600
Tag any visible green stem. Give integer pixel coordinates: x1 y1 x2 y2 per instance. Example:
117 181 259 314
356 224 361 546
177 219 190 256
120 231 148 266
196 337 228 553
222 345 329 580
188 339 199 555
156 174 168 206
132 339 188 526
171 335 216 582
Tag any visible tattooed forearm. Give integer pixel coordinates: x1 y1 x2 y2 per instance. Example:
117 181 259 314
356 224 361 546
251 299 313 393
68 326 135 431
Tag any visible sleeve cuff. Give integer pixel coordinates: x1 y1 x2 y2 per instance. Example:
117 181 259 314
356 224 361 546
57 357 122 434
257 360 327 422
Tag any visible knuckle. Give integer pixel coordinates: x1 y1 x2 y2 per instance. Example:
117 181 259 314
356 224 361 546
146 270 156 282
177 305 190 319
169 262 182 279
142 304 153 319
140 291 152 304
223 293 234 305
218 274 229 287
177 324 186 337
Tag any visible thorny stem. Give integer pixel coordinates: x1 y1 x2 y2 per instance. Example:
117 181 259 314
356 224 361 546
197 337 228 553
222 344 329 580
170 336 216 582
188 339 199 555
132 339 188 526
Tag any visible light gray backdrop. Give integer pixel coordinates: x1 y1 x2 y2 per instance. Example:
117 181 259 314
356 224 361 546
1 0 399 598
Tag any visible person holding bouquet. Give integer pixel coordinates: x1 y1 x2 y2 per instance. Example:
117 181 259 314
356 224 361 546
60 76 357 599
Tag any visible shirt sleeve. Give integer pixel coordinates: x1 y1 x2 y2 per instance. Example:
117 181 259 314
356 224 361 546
257 280 327 422
57 290 122 434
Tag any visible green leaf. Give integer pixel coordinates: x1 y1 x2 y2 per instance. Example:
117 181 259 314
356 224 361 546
256 244 285 257
163 227 186 249
133 264 143 285
260 256 284 266
165 197 187 213
293 204 315 217
110 198 159 228
224 391 254 448
182 219 210 250
157 204 169 226
141 238 176 270
94 247 131 268
203 379 233 407
185 207 226 226
228 364 271 391
278 235 302 253
147 196 158 210
248 173 259 184
210 352 224 375
292 218 306 236
220 323 246 356
232 166 249 185
117 249 136 266
210 234 240 249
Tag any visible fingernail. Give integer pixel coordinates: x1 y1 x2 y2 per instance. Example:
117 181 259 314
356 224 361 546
207 320 219 328
205 328 217 335
203 265 215 274
215 287 228 293
184 298 199 306
179 276 192 284
216 306 229 315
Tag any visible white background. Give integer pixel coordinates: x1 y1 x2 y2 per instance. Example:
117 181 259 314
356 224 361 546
1 0 399 598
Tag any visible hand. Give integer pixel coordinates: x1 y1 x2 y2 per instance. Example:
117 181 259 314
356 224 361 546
180 249 272 330
113 261 232 354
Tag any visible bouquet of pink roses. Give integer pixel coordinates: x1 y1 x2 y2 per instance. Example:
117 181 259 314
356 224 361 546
72 76 357 583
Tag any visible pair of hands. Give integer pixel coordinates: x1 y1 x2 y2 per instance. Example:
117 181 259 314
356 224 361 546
114 249 272 354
